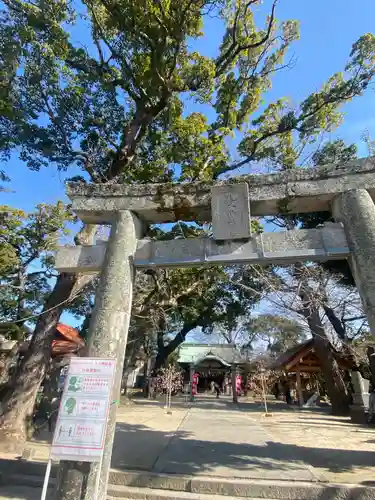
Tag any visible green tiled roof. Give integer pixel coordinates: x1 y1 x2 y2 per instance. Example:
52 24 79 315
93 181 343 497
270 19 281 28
177 343 245 365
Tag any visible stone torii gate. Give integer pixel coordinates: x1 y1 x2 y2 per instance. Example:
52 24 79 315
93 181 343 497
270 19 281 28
54 158 375 499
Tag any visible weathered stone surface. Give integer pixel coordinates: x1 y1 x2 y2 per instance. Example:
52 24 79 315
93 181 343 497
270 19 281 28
350 371 370 407
4 481 375 500
54 461 86 500
56 211 143 500
55 244 106 273
55 225 349 273
211 183 251 240
108 470 190 491
332 189 375 338
189 478 375 500
66 158 375 223
106 482 375 500
151 239 207 266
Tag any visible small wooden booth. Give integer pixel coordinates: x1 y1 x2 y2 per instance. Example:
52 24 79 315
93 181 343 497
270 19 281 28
273 339 356 406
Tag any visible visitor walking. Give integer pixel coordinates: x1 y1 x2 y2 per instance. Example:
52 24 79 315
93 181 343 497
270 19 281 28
236 374 242 397
214 381 221 398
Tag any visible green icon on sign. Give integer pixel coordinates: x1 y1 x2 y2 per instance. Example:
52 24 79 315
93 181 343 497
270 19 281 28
68 376 82 392
64 397 76 415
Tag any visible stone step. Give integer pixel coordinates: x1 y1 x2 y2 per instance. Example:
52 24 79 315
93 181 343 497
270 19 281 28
0 472 53 489
0 485 43 500
3 470 375 500
107 469 375 500
0 484 271 500
108 485 276 500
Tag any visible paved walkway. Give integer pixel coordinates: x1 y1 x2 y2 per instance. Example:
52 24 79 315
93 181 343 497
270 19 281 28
1 395 375 499
111 397 320 481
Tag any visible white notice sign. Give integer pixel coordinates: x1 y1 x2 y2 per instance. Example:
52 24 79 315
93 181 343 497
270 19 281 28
51 357 116 462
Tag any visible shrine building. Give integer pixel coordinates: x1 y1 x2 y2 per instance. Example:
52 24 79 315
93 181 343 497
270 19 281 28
177 343 246 393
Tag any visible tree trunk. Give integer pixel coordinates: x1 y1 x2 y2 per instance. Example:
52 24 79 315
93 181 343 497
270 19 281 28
367 346 375 388
121 371 129 396
323 301 371 382
0 224 96 447
80 312 92 341
153 321 199 374
142 358 152 398
0 273 90 446
298 286 350 416
313 333 351 415
322 304 346 340
153 346 170 374
0 346 18 388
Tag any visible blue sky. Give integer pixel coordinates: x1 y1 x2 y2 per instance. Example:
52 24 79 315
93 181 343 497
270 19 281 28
2 0 375 330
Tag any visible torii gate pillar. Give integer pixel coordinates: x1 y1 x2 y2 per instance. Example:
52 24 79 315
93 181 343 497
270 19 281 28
56 210 143 500
332 189 375 337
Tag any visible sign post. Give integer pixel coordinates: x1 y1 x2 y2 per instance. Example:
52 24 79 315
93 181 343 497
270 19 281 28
41 459 52 500
51 357 116 461
43 358 116 498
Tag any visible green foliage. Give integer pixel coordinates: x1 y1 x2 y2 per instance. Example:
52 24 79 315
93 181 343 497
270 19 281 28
1 1 374 366
311 139 358 166
173 265 258 333
0 322 25 340
166 350 179 368
1 1 373 184
0 202 74 327
0 206 25 274
127 220 265 369
295 139 358 232
243 314 307 356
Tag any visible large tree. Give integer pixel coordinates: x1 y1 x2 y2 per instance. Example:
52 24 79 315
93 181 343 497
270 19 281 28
0 203 73 327
242 314 307 357
0 0 374 440
0 203 73 395
235 257 367 414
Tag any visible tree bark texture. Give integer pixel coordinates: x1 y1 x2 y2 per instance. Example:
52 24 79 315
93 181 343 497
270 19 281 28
367 346 375 388
0 93 170 446
298 284 350 416
0 223 97 445
0 346 18 388
0 273 89 445
153 322 199 374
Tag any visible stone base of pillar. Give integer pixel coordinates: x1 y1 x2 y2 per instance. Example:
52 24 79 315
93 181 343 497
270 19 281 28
349 405 372 425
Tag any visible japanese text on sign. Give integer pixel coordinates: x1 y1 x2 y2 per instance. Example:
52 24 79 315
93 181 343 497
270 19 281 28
51 357 116 462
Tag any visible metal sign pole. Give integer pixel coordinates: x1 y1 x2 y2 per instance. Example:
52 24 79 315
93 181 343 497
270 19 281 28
165 369 172 414
260 370 268 414
168 370 172 409
41 458 52 500
164 374 169 409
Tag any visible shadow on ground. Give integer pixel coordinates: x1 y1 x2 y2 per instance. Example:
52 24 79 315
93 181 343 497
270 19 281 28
111 420 375 480
130 395 334 415
0 485 43 500
0 482 372 500
4 397 372 500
